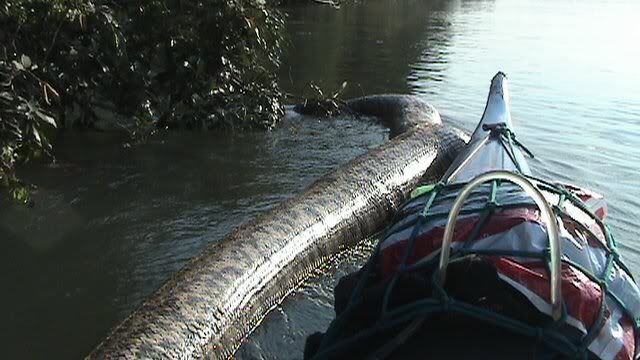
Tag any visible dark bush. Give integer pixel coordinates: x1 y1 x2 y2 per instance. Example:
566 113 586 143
0 0 285 199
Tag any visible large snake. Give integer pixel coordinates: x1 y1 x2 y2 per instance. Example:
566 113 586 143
88 95 468 359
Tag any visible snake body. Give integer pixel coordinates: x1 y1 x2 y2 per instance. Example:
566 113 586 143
88 96 468 359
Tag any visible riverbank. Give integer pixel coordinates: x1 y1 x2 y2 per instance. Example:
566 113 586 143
1 0 285 200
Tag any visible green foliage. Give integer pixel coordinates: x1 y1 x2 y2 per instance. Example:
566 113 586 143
0 0 285 199
117 0 285 130
0 55 57 199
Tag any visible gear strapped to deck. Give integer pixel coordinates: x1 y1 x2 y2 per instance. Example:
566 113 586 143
307 125 639 360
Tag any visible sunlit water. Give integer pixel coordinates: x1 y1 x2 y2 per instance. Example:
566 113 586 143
1 0 638 358
241 0 640 358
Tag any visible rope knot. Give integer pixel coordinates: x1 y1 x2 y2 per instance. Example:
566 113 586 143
481 122 508 134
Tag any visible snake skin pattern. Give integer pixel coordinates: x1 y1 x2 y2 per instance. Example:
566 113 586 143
88 96 468 359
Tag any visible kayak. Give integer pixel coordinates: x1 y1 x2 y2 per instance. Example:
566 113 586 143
304 73 640 360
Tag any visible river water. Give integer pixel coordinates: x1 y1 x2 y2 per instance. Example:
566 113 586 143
1 0 639 358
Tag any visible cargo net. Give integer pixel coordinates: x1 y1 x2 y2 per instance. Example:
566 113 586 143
310 175 640 360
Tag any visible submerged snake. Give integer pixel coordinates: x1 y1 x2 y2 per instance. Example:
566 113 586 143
88 95 468 359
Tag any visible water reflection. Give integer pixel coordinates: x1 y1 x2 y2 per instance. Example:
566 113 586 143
280 0 458 96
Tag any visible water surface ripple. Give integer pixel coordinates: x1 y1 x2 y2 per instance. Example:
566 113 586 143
242 0 640 358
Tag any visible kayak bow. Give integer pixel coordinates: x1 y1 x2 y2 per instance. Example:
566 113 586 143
305 72 640 360
442 72 531 183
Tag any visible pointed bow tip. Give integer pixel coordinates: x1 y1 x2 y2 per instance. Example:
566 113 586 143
493 71 508 81
489 71 510 101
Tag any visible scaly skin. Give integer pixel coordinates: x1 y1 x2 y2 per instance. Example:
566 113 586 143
88 96 468 359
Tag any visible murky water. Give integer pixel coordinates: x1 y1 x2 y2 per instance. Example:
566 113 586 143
0 118 388 359
1 0 639 358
